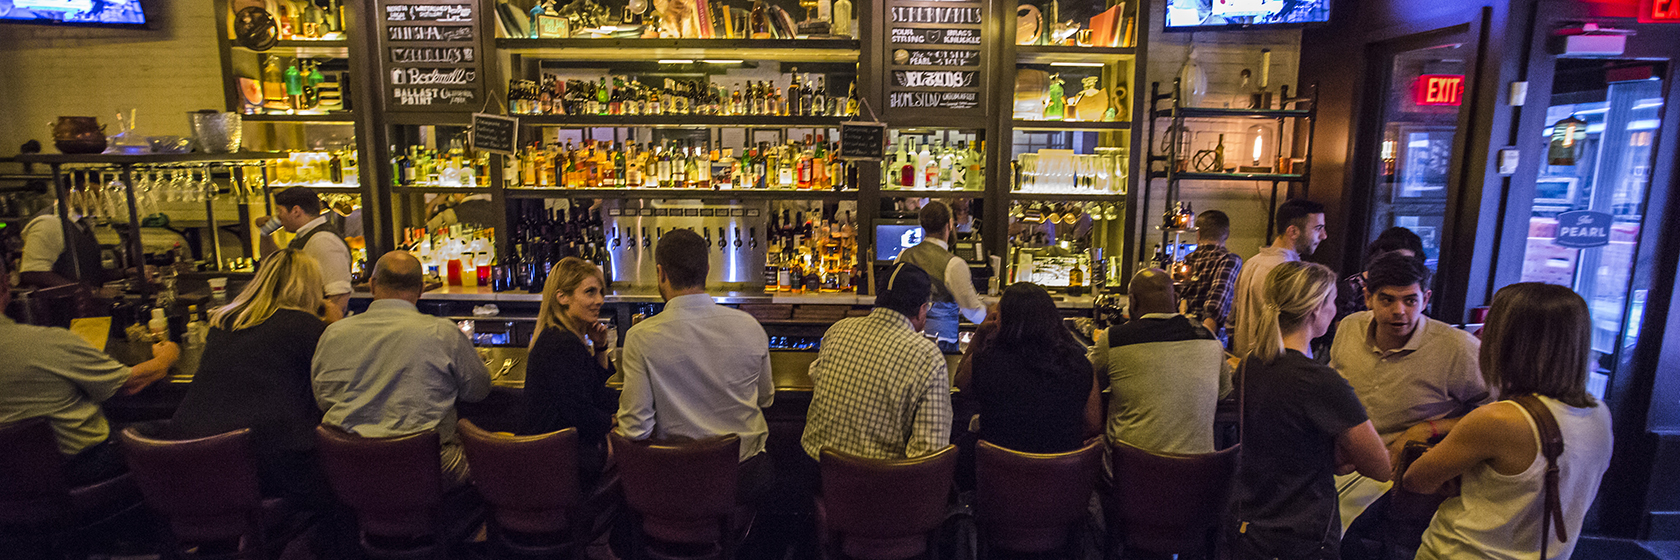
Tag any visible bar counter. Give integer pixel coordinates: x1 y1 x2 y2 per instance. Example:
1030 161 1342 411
362 285 1103 309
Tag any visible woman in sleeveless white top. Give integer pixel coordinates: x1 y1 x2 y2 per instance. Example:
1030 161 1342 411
1413 397 1612 560
1403 283 1613 560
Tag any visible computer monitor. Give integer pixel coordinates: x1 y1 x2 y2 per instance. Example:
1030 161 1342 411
874 220 924 262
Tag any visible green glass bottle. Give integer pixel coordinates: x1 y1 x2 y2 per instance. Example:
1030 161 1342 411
1043 74 1066 121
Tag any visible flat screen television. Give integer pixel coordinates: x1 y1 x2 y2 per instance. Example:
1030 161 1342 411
874 220 925 262
1163 0 1330 31
1 0 148 28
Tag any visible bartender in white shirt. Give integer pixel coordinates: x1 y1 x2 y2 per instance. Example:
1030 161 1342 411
894 201 986 352
254 187 352 316
18 204 106 289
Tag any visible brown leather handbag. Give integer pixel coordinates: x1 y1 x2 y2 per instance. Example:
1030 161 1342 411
1509 395 1569 560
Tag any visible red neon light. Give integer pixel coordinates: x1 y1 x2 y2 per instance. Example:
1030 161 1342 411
1642 0 1680 23
1413 74 1465 106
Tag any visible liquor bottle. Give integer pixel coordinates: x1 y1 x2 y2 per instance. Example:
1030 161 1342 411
811 76 827 117
937 141 956 189
656 142 673 188
833 0 852 36
796 141 813 190
777 239 794 291
845 81 860 116
613 142 628 187
828 143 846 190
597 77 611 115
897 139 915 187
1069 260 1085 296
777 144 796 188
765 242 781 289
788 70 803 116
684 143 701 188
750 0 771 39
915 139 932 189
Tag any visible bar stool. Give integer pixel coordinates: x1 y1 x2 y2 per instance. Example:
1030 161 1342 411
817 446 957 560
314 425 482 560
119 426 313 559
1104 439 1240 559
458 419 604 558
609 432 747 560
974 439 1103 558
0 417 142 559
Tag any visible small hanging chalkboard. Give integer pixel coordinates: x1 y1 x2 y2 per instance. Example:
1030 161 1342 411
839 121 887 161
471 113 517 155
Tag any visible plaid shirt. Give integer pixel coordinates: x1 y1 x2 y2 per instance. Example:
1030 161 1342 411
1179 245 1243 328
801 308 952 460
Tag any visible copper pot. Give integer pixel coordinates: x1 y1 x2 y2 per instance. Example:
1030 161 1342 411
51 116 107 154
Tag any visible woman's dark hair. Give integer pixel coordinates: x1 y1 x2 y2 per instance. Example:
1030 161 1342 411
990 282 1086 374
1481 283 1597 408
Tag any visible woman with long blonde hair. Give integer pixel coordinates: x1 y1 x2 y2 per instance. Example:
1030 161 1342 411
170 249 333 504
1231 261 1391 559
520 256 617 487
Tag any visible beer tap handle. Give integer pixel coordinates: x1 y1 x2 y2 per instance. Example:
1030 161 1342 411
718 227 728 249
733 227 742 248
749 227 759 249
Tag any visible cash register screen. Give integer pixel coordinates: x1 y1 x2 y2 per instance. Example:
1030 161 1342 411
875 223 925 262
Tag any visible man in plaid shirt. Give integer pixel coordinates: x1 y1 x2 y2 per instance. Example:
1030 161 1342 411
802 262 952 461
1179 210 1243 342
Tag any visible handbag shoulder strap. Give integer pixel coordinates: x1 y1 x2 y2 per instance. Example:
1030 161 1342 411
1510 394 1568 559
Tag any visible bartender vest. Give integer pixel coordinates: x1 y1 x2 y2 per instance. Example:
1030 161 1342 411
896 240 957 304
287 220 352 257
32 212 104 284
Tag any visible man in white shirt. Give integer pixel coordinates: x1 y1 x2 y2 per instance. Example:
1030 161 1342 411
256 187 352 316
18 205 106 288
894 201 985 352
615 228 776 504
1229 198 1327 356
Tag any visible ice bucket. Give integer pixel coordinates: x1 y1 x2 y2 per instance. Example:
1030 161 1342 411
189 111 242 154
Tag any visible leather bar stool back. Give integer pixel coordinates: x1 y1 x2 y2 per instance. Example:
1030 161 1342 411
0 417 141 558
609 432 743 560
817 445 957 560
314 425 446 559
119 426 273 557
457 419 582 556
975 439 1103 555
1105 439 1241 557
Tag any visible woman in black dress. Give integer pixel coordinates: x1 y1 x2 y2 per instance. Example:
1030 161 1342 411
521 256 617 487
956 282 1100 454
170 249 333 504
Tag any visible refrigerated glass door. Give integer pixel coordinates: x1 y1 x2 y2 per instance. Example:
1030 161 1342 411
1519 60 1667 399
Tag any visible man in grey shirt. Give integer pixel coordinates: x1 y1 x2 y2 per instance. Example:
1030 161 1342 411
1331 252 1488 534
312 251 491 483
1090 268 1231 455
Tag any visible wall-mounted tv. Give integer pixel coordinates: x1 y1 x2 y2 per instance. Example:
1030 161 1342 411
1 0 148 28
1164 0 1330 31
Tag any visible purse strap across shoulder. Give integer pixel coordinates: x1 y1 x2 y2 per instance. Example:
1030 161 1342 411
1509 394 1567 559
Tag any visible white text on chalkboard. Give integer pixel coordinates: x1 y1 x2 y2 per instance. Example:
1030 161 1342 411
386 4 472 22
394 87 478 105
388 25 474 41
390 47 475 64
892 70 977 88
890 6 981 24
390 67 477 85
900 49 980 66
889 91 978 109
889 27 981 44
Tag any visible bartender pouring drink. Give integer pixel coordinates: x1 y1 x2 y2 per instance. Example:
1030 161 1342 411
255 187 352 316
894 201 987 352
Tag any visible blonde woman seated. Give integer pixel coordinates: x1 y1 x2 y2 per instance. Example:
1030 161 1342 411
170 248 337 504
519 256 619 488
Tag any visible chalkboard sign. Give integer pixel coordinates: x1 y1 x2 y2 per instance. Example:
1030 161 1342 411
882 0 987 119
379 0 484 112
839 122 887 161
471 113 517 155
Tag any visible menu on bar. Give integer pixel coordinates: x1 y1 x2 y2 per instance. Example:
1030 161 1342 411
378 0 485 112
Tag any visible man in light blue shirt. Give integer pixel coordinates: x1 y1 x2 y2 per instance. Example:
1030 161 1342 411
616 229 776 503
312 251 490 483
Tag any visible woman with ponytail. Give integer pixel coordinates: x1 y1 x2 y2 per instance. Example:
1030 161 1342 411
1231 261 1391 559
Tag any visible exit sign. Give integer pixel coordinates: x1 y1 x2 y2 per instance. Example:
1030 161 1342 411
1643 0 1680 22
1413 74 1465 106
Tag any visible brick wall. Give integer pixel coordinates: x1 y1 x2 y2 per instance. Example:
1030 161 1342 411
0 1 225 153
1141 0 1304 262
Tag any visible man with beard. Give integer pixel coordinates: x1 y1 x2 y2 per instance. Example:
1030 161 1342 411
1229 199 1327 357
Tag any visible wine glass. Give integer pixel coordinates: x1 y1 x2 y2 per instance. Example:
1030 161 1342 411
167 169 189 203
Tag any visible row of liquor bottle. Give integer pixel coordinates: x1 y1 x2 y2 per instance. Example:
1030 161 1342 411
266 0 348 40
511 137 858 190
402 225 499 288
518 0 854 39
508 72 859 118
881 138 986 191
254 56 344 114
765 210 863 293
267 148 358 187
391 139 494 187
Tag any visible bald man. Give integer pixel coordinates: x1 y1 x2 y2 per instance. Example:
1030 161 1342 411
312 251 490 484
1088 269 1233 454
